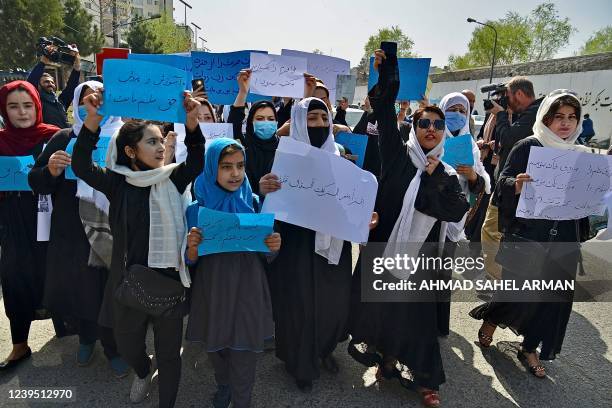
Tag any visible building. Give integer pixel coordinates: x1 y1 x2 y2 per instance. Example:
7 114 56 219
80 0 174 46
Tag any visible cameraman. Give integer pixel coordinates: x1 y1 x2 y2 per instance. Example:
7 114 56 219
487 76 542 180
27 45 81 128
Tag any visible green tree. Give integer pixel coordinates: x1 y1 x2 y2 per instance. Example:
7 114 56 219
527 3 575 61
148 13 191 54
357 26 415 78
126 17 163 54
61 0 104 56
448 3 574 70
580 26 612 55
0 0 64 69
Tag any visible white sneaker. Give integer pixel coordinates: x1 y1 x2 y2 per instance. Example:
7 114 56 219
129 357 156 404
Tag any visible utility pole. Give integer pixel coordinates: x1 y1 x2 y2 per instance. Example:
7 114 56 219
191 23 201 50
112 0 119 47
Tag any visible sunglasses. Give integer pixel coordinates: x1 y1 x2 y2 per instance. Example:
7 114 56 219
417 118 445 131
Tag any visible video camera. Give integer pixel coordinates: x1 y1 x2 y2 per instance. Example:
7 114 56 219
36 37 78 65
481 83 508 111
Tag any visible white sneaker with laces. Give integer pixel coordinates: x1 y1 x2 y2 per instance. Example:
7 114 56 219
129 358 156 404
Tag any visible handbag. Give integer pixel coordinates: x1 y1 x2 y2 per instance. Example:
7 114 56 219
114 200 185 317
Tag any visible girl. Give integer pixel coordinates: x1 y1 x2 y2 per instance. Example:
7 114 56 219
470 90 591 378
227 69 279 196
347 50 469 407
0 81 59 371
28 81 127 375
71 88 204 407
185 137 280 408
259 97 355 392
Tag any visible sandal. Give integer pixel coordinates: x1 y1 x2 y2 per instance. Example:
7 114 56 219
476 322 496 348
420 389 441 407
517 350 546 379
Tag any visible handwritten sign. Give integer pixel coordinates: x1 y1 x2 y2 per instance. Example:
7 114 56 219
517 147 612 220
173 123 234 163
249 53 307 98
281 50 350 101
100 59 189 123
128 53 193 74
335 132 368 168
368 57 431 101
261 137 378 243
0 156 34 191
197 207 273 255
336 74 357 104
191 51 270 105
64 137 112 180
441 134 475 169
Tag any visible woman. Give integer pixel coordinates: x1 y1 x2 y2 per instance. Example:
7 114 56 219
352 96 382 178
185 137 279 408
71 88 204 407
28 81 127 375
436 92 491 335
259 97 354 392
197 98 216 124
470 90 591 378
347 49 469 407
227 69 279 196
0 81 59 371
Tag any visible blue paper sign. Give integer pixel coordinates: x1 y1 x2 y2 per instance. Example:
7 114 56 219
197 207 274 256
128 53 193 74
441 134 475 169
368 57 431 101
99 59 190 123
0 156 34 191
64 136 112 180
191 51 270 105
335 132 368 168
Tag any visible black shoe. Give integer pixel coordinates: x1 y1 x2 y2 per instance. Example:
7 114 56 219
296 379 313 393
321 354 340 374
0 348 32 371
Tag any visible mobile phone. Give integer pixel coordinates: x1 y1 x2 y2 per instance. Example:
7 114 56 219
380 41 397 57
191 78 205 92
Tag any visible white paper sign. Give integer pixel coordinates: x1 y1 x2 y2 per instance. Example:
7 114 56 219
516 147 612 220
261 138 378 243
174 122 235 163
249 53 307 98
281 49 350 102
37 194 52 242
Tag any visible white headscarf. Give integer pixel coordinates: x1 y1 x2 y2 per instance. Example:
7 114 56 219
289 97 344 265
533 90 590 152
106 130 192 287
383 121 457 276
438 92 491 242
72 81 124 214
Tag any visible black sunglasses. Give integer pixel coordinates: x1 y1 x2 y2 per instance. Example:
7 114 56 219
417 118 445 131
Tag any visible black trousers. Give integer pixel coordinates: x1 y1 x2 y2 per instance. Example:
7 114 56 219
79 319 120 360
9 316 64 344
115 314 183 408
208 349 257 408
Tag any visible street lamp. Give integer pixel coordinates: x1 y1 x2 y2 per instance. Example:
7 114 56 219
190 22 201 50
198 36 208 51
178 0 192 26
467 17 498 86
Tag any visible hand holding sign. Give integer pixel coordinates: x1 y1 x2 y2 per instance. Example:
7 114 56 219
441 134 475 169
48 150 71 177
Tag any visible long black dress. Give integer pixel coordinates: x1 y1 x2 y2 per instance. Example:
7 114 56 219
0 144 48 334
28 129 109 324
470 136 589 360
347 54 469 391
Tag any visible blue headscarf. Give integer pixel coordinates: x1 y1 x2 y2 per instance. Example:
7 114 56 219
193 138 255 214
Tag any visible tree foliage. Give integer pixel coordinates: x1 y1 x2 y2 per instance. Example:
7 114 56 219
61 0 104 56
357 26 415 80
148 13 191 54
580 26 612 55
126 17 163 54
448 3 574 70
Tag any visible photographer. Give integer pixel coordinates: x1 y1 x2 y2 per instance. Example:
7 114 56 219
486 77 542 180
27 44 81 128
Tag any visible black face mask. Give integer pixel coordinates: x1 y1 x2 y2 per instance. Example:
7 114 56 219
307 126 328 148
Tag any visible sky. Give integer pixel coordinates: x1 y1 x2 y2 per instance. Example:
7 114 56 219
175 0 611 67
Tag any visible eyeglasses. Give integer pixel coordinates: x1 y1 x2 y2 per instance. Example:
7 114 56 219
548 89 578 97
417 118 445 131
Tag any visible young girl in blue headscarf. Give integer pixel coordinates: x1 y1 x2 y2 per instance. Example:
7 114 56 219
185 137 280 408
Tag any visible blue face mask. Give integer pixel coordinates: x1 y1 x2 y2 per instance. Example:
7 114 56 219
444 111 467 132
79 105 109 127
253 120 277 140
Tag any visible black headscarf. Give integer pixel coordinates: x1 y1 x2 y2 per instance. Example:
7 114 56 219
244 100 279 194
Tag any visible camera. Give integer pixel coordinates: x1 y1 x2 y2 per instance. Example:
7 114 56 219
481 83 508 111
37 37 78 65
